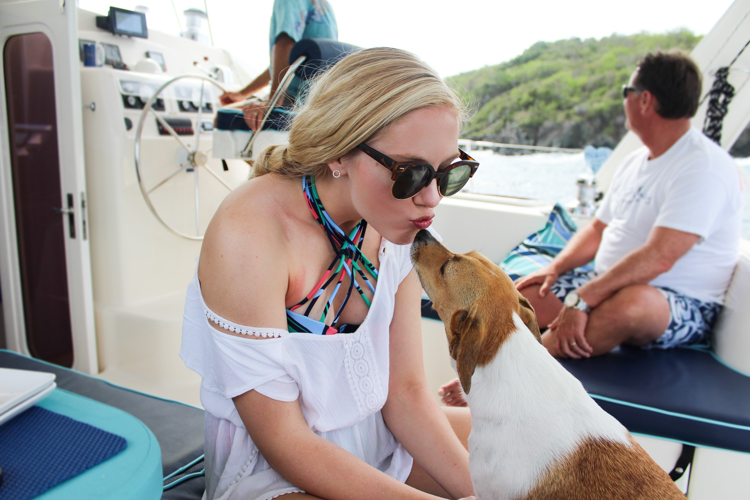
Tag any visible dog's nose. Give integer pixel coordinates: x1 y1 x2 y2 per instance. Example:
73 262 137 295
411 229 435 249
414 229 434 245
411 229 435 261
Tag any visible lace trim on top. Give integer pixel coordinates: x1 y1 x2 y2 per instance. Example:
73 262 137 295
202 305 286 338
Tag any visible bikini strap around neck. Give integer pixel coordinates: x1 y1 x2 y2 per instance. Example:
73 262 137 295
287 176 379 334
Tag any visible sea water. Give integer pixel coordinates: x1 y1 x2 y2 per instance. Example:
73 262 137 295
462 149 750 240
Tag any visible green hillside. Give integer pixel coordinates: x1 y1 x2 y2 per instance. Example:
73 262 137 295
448 31 701 149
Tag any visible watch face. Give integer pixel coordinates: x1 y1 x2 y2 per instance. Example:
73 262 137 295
564 292 579 308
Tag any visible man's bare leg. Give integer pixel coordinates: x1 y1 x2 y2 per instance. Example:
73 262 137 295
518 283 564 328
542 284 671 357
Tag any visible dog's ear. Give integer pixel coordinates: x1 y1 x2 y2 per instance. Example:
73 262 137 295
449 305 482 394
517 293 542 344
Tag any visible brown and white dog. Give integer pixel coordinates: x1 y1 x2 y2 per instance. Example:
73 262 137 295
411 229 684 500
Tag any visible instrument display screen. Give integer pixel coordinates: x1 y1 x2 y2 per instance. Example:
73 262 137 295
110 7 148 39
146 51 166 71
101 43 122 65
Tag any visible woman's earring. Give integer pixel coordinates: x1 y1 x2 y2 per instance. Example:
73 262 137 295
332 170 341 178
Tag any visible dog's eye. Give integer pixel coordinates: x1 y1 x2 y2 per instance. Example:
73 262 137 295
440 258 451 275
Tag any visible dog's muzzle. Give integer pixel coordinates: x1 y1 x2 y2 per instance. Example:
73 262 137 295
411 229 437 260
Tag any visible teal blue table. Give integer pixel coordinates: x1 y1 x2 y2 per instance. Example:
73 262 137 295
27 388 163 499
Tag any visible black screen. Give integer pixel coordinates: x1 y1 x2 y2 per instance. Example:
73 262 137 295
109 8 148 38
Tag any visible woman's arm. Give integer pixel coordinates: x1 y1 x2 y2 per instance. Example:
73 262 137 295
382 270 474 500
234 390 442 500
515 217 606 297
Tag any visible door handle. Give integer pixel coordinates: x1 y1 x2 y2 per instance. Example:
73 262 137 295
52 193 75 239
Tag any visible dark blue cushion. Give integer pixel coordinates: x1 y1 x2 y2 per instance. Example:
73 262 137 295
214 108 293 132
289 38 361 81
558 346 750 453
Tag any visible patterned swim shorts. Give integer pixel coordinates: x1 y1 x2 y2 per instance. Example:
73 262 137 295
549 270 722 349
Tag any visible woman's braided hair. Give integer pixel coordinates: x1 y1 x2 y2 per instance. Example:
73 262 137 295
252 47 468 179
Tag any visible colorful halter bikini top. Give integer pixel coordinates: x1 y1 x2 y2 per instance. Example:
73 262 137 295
286 176 379 335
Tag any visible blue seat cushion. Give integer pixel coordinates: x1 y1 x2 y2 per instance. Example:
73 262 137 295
499 203 594 281
215 108 293 132
289 38 361 81
558 346 750 453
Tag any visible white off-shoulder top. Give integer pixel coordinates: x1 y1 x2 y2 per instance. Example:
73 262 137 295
180 237 416 500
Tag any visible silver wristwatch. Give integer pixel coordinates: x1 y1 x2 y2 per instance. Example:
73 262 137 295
564 291 591 313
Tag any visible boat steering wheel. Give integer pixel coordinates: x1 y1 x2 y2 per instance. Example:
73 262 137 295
134 74 249 240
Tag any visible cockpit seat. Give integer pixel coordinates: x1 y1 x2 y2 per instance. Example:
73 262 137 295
212 38 360 161
558 345 750 453
558 250 750 453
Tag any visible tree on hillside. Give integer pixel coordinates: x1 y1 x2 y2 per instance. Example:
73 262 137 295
448 31 701 149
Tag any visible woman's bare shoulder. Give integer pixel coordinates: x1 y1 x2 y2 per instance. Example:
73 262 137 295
198 175 302 330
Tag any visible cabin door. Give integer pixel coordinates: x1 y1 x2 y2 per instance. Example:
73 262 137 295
0 0 97 374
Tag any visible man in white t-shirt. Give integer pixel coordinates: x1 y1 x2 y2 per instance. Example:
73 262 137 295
512 50 743 360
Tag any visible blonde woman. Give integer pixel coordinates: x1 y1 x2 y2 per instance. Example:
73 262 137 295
181 47 478 500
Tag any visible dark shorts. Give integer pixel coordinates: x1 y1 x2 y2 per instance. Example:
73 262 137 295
549 270 722 349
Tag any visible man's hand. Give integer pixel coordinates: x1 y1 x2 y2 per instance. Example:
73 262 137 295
219 91 245 106
548 306 593 358
243 101 269 132
515 264 559 297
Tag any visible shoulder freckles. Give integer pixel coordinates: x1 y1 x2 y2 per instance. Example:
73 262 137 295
201 181 291 272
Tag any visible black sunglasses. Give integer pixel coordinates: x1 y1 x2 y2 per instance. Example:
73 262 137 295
357 143 479 200
622 85 642 99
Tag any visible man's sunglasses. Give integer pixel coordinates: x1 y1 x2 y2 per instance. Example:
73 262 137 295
622 85 642 99
357 143 479 200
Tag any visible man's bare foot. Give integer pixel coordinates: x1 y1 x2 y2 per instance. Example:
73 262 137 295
438 378 468 407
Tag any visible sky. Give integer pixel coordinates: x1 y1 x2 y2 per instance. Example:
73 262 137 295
79 0 737 79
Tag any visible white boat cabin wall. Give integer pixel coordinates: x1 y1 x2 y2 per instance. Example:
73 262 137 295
0 0 750 498
0 0 252 402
